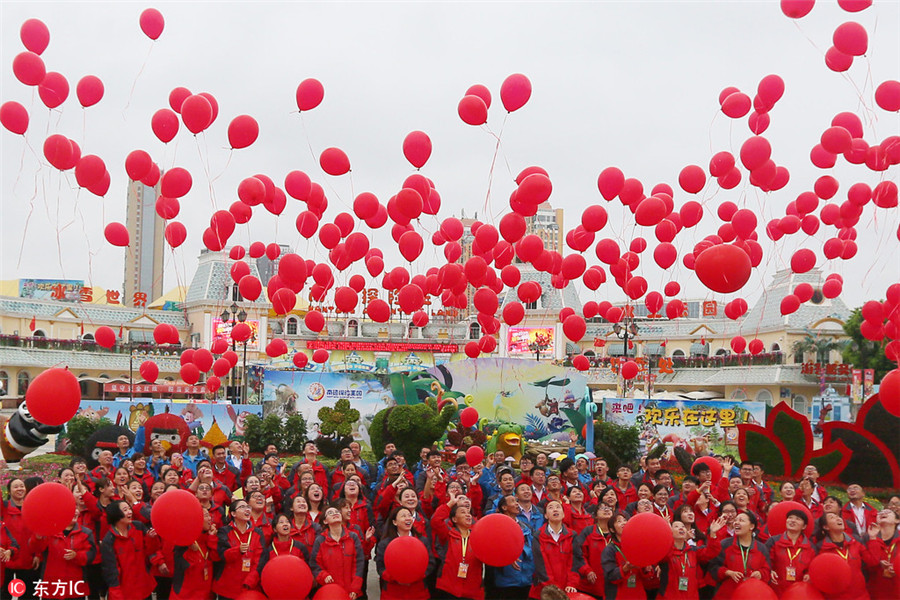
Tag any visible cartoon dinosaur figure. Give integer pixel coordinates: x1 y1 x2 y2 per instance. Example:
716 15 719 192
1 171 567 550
486 423 526 465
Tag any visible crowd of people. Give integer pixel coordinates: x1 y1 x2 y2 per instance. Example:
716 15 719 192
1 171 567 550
2 431 899 600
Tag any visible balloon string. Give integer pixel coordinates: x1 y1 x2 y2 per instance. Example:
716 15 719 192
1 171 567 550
212 148 234 183
482 113 508 216
123 42 155 115
195 133 218 213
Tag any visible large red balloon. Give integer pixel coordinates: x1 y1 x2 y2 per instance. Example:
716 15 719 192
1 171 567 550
782 582 824 600
296 79 325 111
140 361 159 383
152 109 179 143
38 72 69 109
781 0 815 18
23 483 76 537
385 536 429 584
104 223 130 247
808 553 852 594
161 168 192 198
833 21 868 56
465 445 485 467
880 369 900 416
262 555 314 600
621 513 673 567
26 368 81 426
766 501 814 536
500 73 532 112
76 75 104 107
320 147 350 175
140 8 165 40
458 95 488 125
694 245 752 294
732 579 777 600
20 19 50 55
460 407 479 428
403 130 432 169
151 490 202 545
13 51 46 86
470 514 525 566
228 115 259 149
690 456 722 483
181 95 213 134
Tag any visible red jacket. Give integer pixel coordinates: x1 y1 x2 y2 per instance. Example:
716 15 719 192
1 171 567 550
563 504 593 535
310 529 365 596
613 483 638 509
841 502 878 533
171 532 218 600
133 470 155 493
866 533 900 600
529 524 579 599
1 522 19 584
375 534 432 600
658 538 720 599
292 459 330 491
709 537 771 598
601 541 656 599
431 504 484 600
99 523 158 600
1 500 35 570
211 464 241 491
816 535 879 600
573 525 611 597
212 524 264 598
149 537 175 579
30 525 95 599
289 516 319 552
765 533 815 596
249 513 273 545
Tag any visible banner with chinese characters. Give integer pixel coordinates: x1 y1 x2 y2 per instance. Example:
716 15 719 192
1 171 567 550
18 278 84 301
601 398 767 459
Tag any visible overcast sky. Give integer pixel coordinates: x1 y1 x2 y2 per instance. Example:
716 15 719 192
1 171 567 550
1 1 898 315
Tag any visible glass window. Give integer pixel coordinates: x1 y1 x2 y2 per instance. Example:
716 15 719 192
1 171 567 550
469 322 481 340
347 319 359 337
756 389 774 405
17 371 30 395
731 388 748 400
286 317 298 335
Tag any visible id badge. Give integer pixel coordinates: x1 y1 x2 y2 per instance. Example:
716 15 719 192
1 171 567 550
884 569 895 579
678 576 689 592
627 574 637 588
457 562 469 578
785 567 796 582
242 557 252 572
203 566 209 581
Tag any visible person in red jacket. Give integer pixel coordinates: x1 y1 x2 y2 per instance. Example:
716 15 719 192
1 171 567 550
814 512 879 600
310 506 365 599
290 441 331 491
658 516 725 599
171 509 218 600
601 511 655 599
765 509 815 595
2 478 38 595
531 500 579 598
573 502 615 597
563 487 593 535
1 520 19 588
210 445 242 492
841 484 879 534
612 466 638 509
432 494 484 600
99 501 157 600
29 508 95 599
259 514 308 566
708 511 770 598
287 496 319 553
865 508 900 600
375 506 434 600
213 500 265 599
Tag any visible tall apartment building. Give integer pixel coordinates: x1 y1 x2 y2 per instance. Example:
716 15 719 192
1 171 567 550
123 180 165 307
525 202 564 254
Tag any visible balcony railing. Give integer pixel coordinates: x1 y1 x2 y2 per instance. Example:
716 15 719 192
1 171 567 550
560 351 786 370
0 334 182 355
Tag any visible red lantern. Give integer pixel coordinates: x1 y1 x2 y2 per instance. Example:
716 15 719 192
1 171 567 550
23 483 76 537
25 368 81 426
151 490 203 545
261 555 314 600
384 535 429 584
620 512 673 567
460 407 479 428
470 514 525 566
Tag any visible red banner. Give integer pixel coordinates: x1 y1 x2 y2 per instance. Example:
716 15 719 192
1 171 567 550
305 340 459 353
103 383 207 395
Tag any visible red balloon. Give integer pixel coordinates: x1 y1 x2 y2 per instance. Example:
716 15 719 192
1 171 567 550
0 101 28 135
403 130 432 168
833 21 868 56
694 245 751 294
367 299 391 323
808 553 852 594
757 74 785 108
790 249 816 273
313 584 350 600
740 136 772 170
470 513 525 566
312 349 329 364
23 483 76 537
181 95 213 134
825 46 853 72
192 348 214 372
460 407 479 428
140 8 165 40
782 582 824 600
621 512 673 567
26 368 81 426
151 109 179 143
138 360 159 383
164 222 187 248
690 456 722 483
781 294 801 315
880 369 900 416
262 555 314 600
502 302 525 326
731 336 747 353
466 84 492 108
563 315 587 342
320 147 350 175
572 355 590 371
500 73 532 112
266 339 288 358
75 154 106 188
458 95 488 125
179 362 200 385
781 0 815 18
272 289 297 315
875 80 900 112
38 72 69 109
621 361 639 380
13 51 46 86
678 165 706 194
465 445 485 467
104 222 130 247
732 579 777 600
76 75 104 107
212 358 231 378
152 490 202 545
161 167 192 198
722 92 752 118
292 352 309 369
228 115 259 149
748 338 765 355
766 501 814 536
597 166 625 200
296 79 325 111
125 150 152 180
20 19 50 54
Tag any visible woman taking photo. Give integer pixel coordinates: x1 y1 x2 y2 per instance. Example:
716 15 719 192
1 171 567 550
766 509 814 596
431 493 485 600
813 512 878 600
658 516 725 599
375 506 433 600
99 501 157 600
310 506 365 600
709 512 770 598
531 499 579 598
573 502 615 598
212 499 264 599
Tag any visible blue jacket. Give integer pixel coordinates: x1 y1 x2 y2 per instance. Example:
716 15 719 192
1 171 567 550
490 520 535 588
182 449 210 476
517 504 545 531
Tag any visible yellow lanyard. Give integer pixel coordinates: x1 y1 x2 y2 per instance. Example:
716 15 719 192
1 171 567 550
193 541 208 561
272 540 293 557
888 541 898 560
786 547 801 565
235 528 253 550
835 547 850 561
460 532 469 562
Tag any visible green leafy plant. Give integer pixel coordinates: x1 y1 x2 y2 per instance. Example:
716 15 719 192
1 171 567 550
593 420 641 472
318 399 360 438
243 413 308 454
61 415 113 456
370 398 456 460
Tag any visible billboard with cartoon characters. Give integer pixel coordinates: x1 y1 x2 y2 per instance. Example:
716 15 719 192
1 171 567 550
58 401 263 454
260 370 391 451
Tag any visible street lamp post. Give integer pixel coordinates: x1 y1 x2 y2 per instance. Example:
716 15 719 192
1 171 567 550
612 317 639 397
220 303 247 403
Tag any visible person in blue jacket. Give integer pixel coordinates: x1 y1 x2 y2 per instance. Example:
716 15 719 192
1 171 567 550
487 494 535 599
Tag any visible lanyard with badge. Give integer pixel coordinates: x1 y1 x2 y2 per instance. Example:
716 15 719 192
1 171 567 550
458 532 470 578
272 540 293 557
785 546 802 581
886 540 897 578
678 550 691 592
612 543 637 588
739 544 752 575
193 541 210 580
237 529 254 571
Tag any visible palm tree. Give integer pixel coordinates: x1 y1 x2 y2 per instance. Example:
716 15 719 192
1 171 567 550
792 330 847 364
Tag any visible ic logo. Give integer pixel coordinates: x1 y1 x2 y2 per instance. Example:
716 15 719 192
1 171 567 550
7 578 26 597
